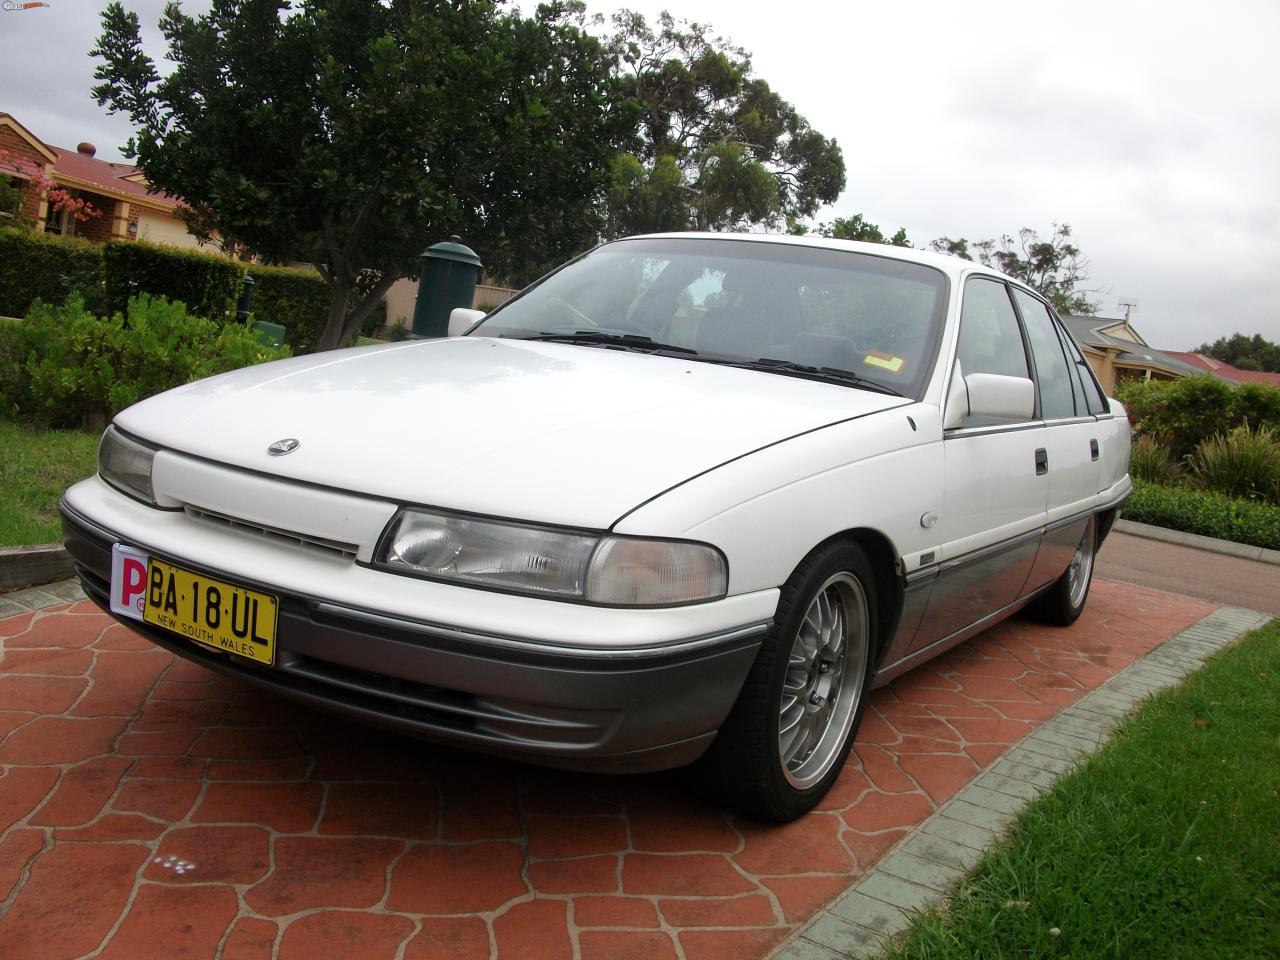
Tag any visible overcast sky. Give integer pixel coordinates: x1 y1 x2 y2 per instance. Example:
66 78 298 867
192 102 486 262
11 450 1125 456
2 0 1277 348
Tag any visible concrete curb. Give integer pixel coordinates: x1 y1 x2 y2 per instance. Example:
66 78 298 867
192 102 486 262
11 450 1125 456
768 604 1275 960
0 543 74 592
1114 518 1280 566
0 576 86 620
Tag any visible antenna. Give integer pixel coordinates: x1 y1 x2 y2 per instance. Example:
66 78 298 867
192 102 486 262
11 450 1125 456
1117 297 1139 323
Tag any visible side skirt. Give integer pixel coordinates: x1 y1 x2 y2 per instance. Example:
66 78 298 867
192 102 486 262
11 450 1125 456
870 578 1053 689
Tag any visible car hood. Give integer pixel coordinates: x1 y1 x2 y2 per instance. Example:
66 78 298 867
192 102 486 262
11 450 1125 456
117 337 908 529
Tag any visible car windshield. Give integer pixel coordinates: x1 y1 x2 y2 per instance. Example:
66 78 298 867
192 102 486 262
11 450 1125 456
474 237 949 399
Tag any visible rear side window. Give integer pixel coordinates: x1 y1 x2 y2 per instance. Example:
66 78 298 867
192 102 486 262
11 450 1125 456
1012 290 1076 420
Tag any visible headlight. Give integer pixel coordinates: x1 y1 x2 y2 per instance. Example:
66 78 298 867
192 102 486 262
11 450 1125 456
380 511 597 597
98 425 157 505
377 509 727 605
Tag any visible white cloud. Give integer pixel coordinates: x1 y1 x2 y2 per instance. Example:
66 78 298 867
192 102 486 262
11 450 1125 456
1 0 1277 346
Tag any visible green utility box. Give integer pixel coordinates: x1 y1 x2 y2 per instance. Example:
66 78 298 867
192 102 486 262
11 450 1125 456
253 319 286 347
411 237 483 339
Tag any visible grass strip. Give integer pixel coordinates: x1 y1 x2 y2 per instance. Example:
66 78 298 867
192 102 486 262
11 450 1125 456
0 418 98 546
884 619 1280 960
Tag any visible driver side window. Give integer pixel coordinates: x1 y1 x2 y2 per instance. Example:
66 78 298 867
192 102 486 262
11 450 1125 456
955 278 1032 427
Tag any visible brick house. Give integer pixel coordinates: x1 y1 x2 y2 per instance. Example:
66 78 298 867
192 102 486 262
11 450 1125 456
1064 313 1280 393
0 112 205 249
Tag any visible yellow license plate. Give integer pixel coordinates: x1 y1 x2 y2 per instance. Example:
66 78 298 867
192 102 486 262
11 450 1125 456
143 559 278 666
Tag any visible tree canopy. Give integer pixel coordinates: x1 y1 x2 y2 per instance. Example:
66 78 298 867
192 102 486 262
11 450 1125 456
92 0 624 350
930 223 1099 316
814 213 909 247
601 10 844 237
1195 332 1280 373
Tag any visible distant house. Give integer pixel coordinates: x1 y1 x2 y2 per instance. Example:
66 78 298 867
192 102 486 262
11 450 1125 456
1063 314 1210 394
1159 352 1280 388
0 112 205 249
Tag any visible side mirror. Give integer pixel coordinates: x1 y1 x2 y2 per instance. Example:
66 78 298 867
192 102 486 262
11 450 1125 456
944 370 1035 429
448 307 486 338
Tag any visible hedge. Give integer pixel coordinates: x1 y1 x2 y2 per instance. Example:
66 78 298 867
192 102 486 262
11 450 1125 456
1118 376 1280 461
0 228 386 351
0 226 104 317
102 239 244 321
1123 479 1280 551
247 263 331 353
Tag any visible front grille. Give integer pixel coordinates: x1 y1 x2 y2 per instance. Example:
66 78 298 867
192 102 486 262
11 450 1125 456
185 506 358 559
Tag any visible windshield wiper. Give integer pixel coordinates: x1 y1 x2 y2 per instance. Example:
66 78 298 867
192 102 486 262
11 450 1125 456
727 358 904 396
522 330 699 355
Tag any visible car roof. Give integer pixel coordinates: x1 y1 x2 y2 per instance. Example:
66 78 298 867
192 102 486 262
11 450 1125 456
621 231 1008 284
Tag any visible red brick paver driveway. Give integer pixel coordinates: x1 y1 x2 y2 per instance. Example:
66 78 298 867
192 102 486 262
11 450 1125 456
0 581 1215 960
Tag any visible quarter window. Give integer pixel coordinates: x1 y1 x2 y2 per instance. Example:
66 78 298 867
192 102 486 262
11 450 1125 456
1058 324 1107 414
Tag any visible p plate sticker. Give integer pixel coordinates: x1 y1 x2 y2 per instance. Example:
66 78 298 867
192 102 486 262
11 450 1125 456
864 350 905 373
110 543 149 622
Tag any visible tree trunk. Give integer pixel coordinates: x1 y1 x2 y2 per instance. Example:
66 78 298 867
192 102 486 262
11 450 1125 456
314 272 402 352
337 274 401 347
315 277 354 352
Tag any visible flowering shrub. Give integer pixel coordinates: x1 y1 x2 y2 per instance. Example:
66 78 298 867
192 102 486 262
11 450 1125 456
0 148 102 226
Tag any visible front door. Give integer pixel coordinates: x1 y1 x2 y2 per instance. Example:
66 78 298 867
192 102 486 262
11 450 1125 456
912 277 1046 651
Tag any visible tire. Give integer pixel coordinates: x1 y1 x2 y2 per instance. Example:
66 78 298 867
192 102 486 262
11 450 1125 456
1032 514 1097 626
694 540 878 822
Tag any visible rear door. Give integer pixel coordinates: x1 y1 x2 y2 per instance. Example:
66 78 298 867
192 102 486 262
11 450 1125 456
1011 289 1103 593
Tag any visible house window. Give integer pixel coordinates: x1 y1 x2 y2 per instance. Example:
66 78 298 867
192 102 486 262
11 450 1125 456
0 175 25 221
44 198 74 236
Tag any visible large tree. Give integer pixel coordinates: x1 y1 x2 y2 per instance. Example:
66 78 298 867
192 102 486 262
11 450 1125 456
92 0 623 350
1194 332 1280 372
930 223 1099 316
601 10 844 236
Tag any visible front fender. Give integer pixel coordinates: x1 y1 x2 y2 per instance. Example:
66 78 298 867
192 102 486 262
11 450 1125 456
613 404 945 595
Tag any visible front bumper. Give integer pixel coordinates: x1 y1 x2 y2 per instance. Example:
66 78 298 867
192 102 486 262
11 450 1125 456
62 499 769 773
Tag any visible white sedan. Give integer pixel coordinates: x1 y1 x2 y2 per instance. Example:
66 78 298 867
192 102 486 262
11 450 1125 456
62 233 1130 821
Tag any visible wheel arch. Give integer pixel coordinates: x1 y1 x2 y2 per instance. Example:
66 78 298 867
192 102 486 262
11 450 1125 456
805 526 904 665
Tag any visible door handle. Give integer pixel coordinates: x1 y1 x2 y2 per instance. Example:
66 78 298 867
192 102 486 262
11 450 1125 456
1035 448 1048 475
1090 439 1100 461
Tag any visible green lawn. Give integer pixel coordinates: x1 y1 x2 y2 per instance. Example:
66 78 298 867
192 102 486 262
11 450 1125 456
0 418 98 546
885 619 1280 960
